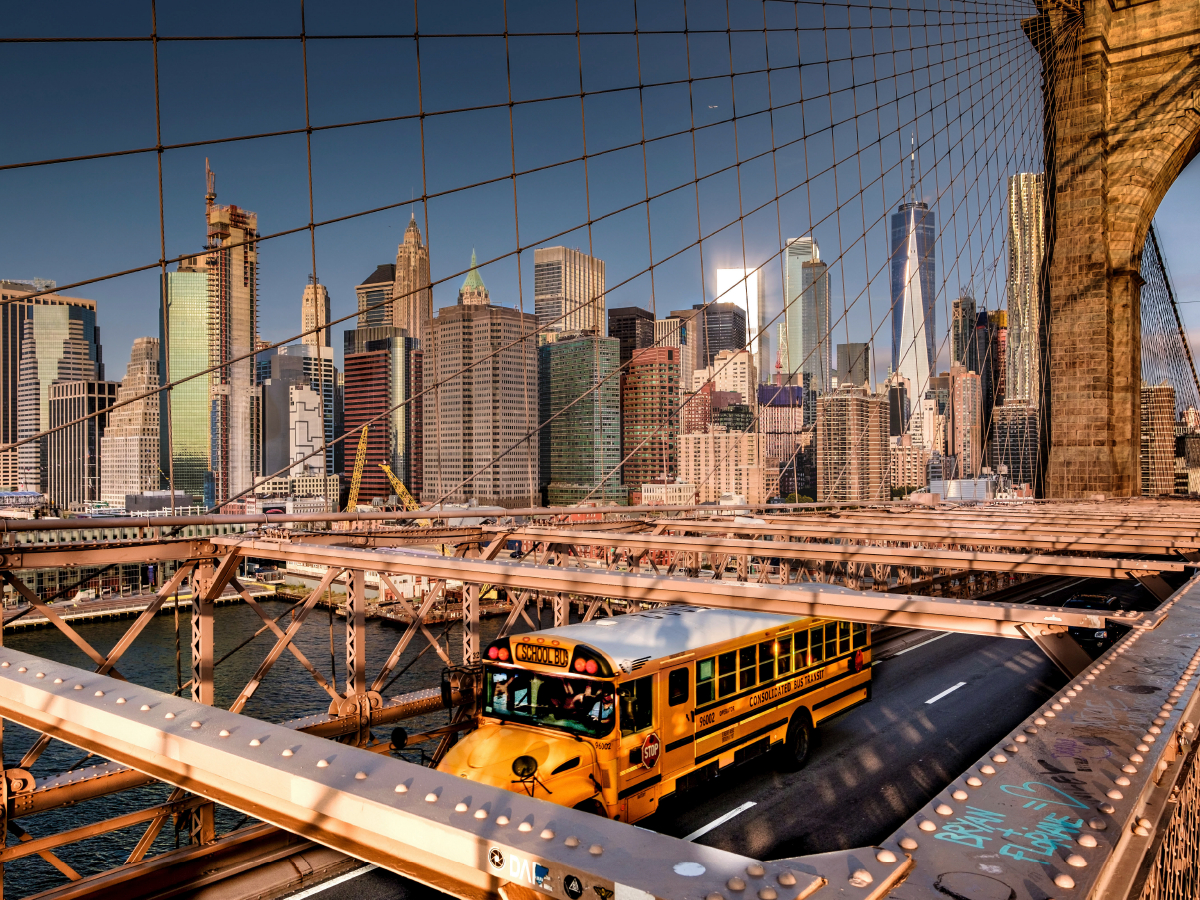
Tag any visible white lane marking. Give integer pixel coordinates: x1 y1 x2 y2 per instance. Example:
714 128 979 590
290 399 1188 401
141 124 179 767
894 633 950 656
287 865 378 898
925 682 967 705
683 801 757 842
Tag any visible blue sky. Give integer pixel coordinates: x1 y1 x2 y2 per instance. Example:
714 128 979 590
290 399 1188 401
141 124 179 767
3 0 1196 387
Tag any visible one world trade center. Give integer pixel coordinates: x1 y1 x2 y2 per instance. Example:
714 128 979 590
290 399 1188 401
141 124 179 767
890 143 936 439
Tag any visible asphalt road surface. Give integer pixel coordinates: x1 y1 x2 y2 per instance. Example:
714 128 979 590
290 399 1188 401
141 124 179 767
287 629 1065 900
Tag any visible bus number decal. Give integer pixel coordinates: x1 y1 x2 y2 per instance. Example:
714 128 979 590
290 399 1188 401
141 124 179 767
514 644 569 667
696 711 717 729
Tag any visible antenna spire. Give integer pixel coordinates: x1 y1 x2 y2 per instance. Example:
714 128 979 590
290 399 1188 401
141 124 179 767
205 158 216 209
909 133 916 203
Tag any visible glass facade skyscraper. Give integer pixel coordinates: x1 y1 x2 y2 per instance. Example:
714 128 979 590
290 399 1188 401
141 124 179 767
783 237 831 392
890 184 936 438
161 262 211 502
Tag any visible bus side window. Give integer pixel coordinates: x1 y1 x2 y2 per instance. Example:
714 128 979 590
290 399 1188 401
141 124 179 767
794 630 809 669
758 641 774 683
838 621 851 655
738 646 757 691
777 636 792 675
697 657 715 705
618 676 654 736
810 625 825 664
852 622 867 649
825 624 837 660
718 651 737 697
668 667 689 706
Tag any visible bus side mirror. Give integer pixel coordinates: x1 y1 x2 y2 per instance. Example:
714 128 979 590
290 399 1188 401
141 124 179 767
512 755 538 778
391 727 408 751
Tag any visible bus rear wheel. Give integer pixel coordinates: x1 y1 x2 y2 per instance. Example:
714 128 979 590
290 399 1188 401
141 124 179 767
779 711 812 770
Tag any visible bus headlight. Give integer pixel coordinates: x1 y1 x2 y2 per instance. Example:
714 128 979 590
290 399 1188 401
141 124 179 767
512 755 538 778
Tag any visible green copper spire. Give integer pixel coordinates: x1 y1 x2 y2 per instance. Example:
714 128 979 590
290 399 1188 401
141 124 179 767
461 249 485 292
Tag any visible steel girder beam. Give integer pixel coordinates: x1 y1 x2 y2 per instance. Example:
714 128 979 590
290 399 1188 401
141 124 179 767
0 649 913 900
0 539 210 570
211 538 1137 638
799 511 1200 539
499 528 1184 579
665 519 1200 554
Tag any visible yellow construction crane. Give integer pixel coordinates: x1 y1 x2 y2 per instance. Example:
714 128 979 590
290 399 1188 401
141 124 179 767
378 463 422 514
344 425 370 512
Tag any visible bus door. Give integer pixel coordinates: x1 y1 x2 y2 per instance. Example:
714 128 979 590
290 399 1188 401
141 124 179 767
616 674 658 822
660 664 694 776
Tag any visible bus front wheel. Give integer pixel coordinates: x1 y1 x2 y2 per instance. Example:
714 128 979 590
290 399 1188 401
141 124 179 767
779 711 812 770
573 799 607 818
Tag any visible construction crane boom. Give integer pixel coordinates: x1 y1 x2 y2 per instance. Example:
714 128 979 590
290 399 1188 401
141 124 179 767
379 464 432 527
344 426 370 512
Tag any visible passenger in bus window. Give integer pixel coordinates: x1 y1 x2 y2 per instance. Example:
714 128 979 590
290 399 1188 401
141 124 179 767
491 671 511 712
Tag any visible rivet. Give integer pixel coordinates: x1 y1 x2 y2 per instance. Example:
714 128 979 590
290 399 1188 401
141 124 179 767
1136 817 1151 829
53 677 62 684
1122 765 1137 774
746 864 764 878
541 828 555 840
1 662 8 667
589 844 603 856
250 738 261 746
73 685 82 690
981 765 996 775
1153 718 1167 727
116 698 126 704
18 667 26 673
1066 854 1086 868
1134 825 1150 836
282 749 293 757
1034 717 1046 725
1143 735 1156 744
758 888 777 900
918 820 936 832
190 721 201 729
94 690 104 697
875 849 897 864
1078 834 1097 847
141 704 151 711
849 869 874 887
1160 704 1174 712
966 777 982 787
1054 874 1075 890
476 809 488 819
1044 711 1056 718
455 802 468 812
518 822 532 832
497 816 510 826
165 712 174 719
1137 743 1151 752
1004 744 1018 753
395 784 408 793
425 792 438 802
1066 690 1076 697
952 790 968 801
1130 753 1144 763
778 871 797 885
1098 803 1116 815
727 877 745 892
34 673 44 679
1014 735 1027 743
219 729 230 737
1051 703 1063 711
1107 790 1124 800
1149 726 1162 735
707 894 724 900
935 804 953 816
1114 776 1130 786
899 837 918 850
1025 726 1038 734
564 835 579 846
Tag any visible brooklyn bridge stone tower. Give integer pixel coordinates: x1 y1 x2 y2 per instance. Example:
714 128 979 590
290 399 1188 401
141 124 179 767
1026 0 1199 497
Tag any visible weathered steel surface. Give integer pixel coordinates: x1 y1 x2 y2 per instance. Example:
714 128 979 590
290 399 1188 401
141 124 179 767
880 572 1200 900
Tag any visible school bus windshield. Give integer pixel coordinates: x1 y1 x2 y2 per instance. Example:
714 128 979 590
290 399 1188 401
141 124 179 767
485 667 616 739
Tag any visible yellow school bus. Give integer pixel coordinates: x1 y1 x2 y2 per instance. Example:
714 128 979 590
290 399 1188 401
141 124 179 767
437 606 871 823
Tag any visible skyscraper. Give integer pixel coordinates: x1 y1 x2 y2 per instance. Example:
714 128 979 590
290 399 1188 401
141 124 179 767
301 278 331 349
161 256 210 502
259 345 342 484
458 251 490 306
101 337 161 505
256 344 340 477
1006 173 1046 406
835 343 869 388
607 306 655 367
47 379 117 508
16 298 103 493
343 327 422 503
716 267 767 380
783 238 831 392
692 302 746 366
691 349 757 405
949 365 983 476
534 247 605 337
621 347 679 491
654 315 697 397
951 295 977 371
890 147 936 439
679 428 774 504
201 163 258 507
1141 381 1175 496
816 385 890 501
1 282 98 492
393 215 432 343
539 332 625 506
356 265 395 329
424 258 539 508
